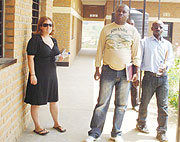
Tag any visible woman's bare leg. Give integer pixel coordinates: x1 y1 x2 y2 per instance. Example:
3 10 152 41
31 105 48 133
49 102 60 127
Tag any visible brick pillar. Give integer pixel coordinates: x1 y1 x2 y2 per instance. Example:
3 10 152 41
5 0 16 57
40 0 53 18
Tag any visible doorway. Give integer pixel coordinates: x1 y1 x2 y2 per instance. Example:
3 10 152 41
82 21 104 48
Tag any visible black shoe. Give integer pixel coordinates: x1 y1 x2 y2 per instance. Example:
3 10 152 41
136 124 149 134
156 133 168 142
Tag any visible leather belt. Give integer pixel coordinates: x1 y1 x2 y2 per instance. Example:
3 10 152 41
144 71 159 77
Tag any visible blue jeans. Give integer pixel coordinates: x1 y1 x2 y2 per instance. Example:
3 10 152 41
88 65 130 138
137 71 169 133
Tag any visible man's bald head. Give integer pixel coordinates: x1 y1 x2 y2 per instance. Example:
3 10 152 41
152 20 164 27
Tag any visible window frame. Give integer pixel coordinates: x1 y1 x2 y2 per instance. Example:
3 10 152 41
32 0 40 32
162 22 173 43
0 0 4 58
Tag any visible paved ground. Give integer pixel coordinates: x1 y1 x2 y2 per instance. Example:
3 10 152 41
17 48 177 142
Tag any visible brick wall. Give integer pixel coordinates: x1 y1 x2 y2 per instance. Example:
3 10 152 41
0 0 32 142
104 1 111 24
40 0 53 18
53 0 71 7
172 23 180 48
53 13 71 55
0 0 54 142
128 2 180 18
83 5 105 19
4 0 15 58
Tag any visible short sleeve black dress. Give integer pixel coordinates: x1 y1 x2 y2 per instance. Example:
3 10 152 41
24 34 60 105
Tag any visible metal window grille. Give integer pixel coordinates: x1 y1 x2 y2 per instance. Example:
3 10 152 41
0 0 3 57
32 0 39 32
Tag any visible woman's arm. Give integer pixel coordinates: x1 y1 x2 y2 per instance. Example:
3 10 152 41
27 55 37 85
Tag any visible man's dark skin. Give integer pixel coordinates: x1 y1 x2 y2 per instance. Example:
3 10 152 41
94 4 140 86
152 21 163 40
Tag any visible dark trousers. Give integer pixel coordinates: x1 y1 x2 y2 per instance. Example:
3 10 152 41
137 71 168 133
130 83 139 107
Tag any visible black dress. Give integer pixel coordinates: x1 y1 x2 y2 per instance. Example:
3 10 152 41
24 34 60 105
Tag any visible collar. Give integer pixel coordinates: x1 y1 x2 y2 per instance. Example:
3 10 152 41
151 35 165 43
113 22 127 27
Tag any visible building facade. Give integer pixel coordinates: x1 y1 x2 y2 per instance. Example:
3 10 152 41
0 0 179 142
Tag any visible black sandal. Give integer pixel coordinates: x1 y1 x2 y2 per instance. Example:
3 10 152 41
53 126 66 133
33 129 49 135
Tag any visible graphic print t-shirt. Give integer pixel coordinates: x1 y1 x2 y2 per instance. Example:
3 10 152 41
95 22 141 70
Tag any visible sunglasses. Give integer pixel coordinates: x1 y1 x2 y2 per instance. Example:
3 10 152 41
42 23 52 27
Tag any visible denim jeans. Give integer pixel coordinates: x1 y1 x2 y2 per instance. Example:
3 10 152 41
88 65 130 138
137 71 169 133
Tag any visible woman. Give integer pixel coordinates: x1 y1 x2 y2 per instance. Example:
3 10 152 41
24 16 66 135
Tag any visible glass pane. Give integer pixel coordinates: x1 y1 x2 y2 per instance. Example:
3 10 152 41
32 25 37 32
32 11 37 17
0 24 2 33
0 12 2 20
35 18 38 24
32 18 38 24
0 35 2 44
0 0 2 11
37 5 39 10
33 3 36 9
0 46 2 57
33 11 38 17
36 12 39 18
32 19 36 24
162 24 169 37
32 11 35 17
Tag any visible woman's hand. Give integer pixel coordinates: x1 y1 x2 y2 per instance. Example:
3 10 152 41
58 56 63 62
30 75 37 85
27 55 37 85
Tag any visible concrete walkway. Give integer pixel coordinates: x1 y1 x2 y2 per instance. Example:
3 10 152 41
18 48 177 142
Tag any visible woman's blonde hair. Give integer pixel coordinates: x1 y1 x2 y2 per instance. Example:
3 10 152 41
34 16 55 35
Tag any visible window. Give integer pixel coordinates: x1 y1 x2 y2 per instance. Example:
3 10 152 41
32 0 39 32
0 0 3 57
162 22 173 43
